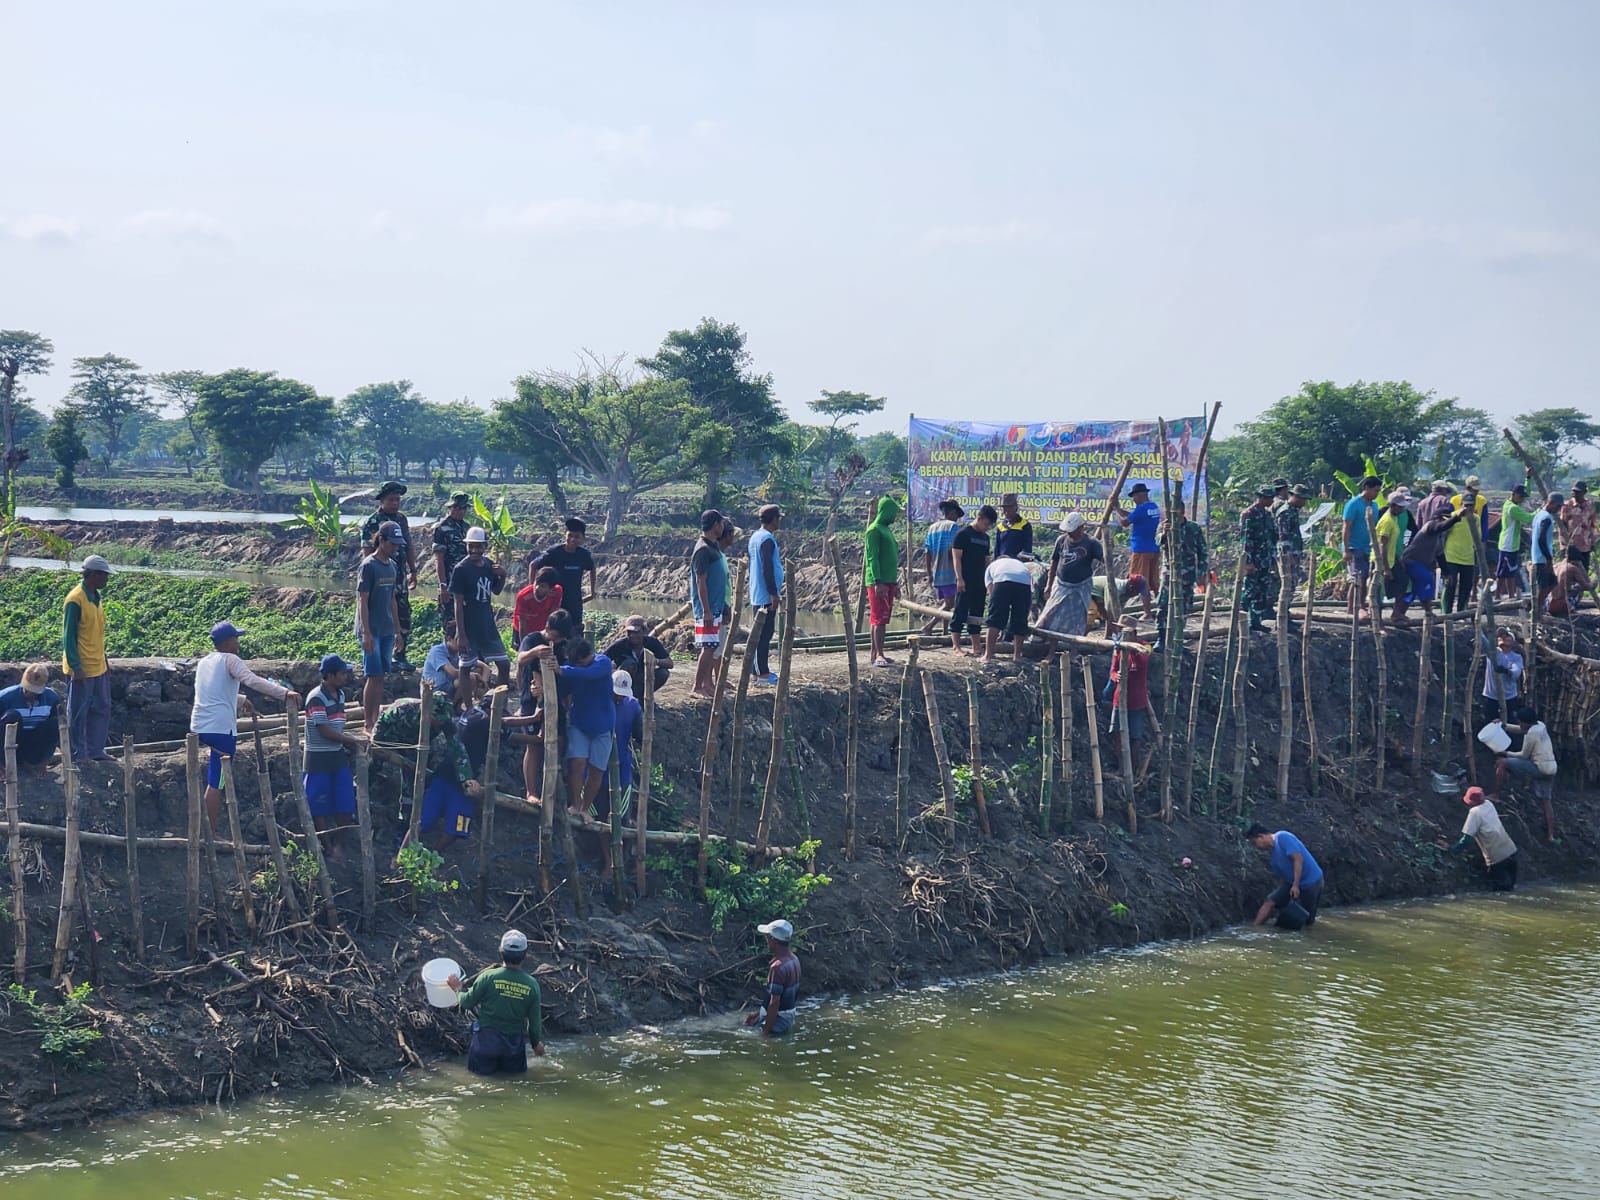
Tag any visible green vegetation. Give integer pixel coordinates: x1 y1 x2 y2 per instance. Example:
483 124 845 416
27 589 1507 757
394 845 458 899
704 839 830 933
286 479 351 551
46 409 88 490
6 982 103 1064
252 840 321 897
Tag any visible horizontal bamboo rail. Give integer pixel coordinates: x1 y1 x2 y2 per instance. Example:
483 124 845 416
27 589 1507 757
13 820 273 855
896 596 1149 655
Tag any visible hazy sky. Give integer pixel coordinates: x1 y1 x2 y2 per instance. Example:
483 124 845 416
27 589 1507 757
8 2 1597 437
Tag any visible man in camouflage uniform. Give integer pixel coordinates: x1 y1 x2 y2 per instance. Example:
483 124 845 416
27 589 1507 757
362 481 419 666
1276 483 1312 615
1240 484 1280 631
1153 498 1209 653
432 491 472 628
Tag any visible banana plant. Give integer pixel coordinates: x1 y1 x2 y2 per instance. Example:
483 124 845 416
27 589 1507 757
283 478 349 551
0 477 71 566
472 491 519 566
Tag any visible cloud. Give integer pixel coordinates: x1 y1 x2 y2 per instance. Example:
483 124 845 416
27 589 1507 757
3 214 83 244
921 220 1049 248
361 209 414 240
118 209 235 243
1313 221 1600 270
552 122 659 168
478 198 731 235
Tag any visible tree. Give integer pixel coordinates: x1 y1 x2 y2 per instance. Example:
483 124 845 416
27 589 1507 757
45 409 88 490
808 389 885 479
0 330 54 495
341 381 425 477
430 400 487 476
1419 406 1496 484
1511 407 1600 483
484 394 570 515
638 318 781 506
66 353 153 471
195 369 334 494
151 370 210 463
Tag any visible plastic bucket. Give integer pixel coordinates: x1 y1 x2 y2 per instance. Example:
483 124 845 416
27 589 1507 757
421 957 462 1008
1276 900 1311 931
1478 723 1512 754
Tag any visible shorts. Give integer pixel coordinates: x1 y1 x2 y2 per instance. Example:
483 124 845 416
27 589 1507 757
694 614 723 649
985 580 1031 639
1404 560 1437 603
197 732 236 788
466 1024 528 1075
304 767 356 819
565 725 614 767
753 1002 796 1037
951 584 985 634
1109 705 1148 741
1535 562 1557 589
934 584 958 602
457 627 509 667
1129 551 1161 594
420 775 474 839
867 583 898 627
1347 551 1371 581
1495 551 1522 579
362 635 395 677
1487 852 1518 892
1567 547 1591 570
1268 879 1323 925
1501 756 1551 782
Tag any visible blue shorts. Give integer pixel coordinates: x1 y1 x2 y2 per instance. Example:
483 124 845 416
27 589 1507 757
420 775 473 839
304 767 356 819
1495 551 1522 580
565 725 614 766
1347 551 1371 580
457 627 508 667
198 732 236 788
1501 756 1544 780
362 636 395 677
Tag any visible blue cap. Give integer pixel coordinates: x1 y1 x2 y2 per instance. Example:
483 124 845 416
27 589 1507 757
378 520 406 545
211 621 244 645
320 653 354 675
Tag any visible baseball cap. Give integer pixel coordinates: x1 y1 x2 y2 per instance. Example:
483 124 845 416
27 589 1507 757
757 918 794 942
1059 512 1086 532
701 509 725 531
465 526 488 544
612 669 634 698
81 554 112 574
624 615 648 633
1385 492 1405 505
449 491 470 507
1511 483 1527 497
1432 480 1453 492
378 520 406 544
320 653 354 675
211 621 244 644
500 928 528 954
1465 475 1481 489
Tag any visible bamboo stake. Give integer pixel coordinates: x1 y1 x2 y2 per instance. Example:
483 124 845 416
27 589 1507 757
286 699 340 931
408 680 433 848
1230 588 1250 815
51 708 81 981
634 652 655 900
1501 427 1551 500
1369 526 1388 794
921 672 957 830
475 688 506 913
1038 663 1054 835
647 602 692 640
1462 577 1491 785
755 564 795 856
219 757 257 938
607 735 625 914
538 657 559 899
896 597 1145 654
828 539 862 859
13 823 270 853
1276 549 1293 803
556 780 586 921
1301 555 1319 797
1348 580 1361 794
185 733 202 957
1059 648 1074 828
895 638 919 838
966 676 991 836
1182 576 1215 814
354 751 375 929
698 562 745 891
1081 656 1105 820
1157 418 1178 823
784 711 811 841
1412 609 1433 775
726 605 767 843
251 720 301 921
5 725 25 982
118 735 145 962
1442 613 1455 741
1207 555 1248 806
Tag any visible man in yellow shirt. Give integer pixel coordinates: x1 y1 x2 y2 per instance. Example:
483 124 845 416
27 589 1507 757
61 555 113 761
1443 476 1490 614
1373 493 1410 612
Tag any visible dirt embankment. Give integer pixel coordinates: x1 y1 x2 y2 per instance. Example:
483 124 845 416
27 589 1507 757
4 614 1598 1133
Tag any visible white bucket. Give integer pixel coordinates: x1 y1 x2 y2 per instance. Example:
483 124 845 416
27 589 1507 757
1477 723 1512 754
421 957 463 1008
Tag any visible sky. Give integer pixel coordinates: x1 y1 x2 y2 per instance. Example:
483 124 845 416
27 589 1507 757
6 1 1598 439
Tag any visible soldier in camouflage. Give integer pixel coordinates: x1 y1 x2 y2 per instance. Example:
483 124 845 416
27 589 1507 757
433 492 472 626
1152 498 1210 653
1276 483 1313 609
1240 484 1280 631
362 481 419 666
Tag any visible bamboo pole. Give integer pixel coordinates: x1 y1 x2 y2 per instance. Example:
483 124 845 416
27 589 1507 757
13 823 270 853
1412 609 1433 776
698 562 746 891
1501 427 1551 500
354 751 375 929
647 602 691 640
51 708 81 981
1081 656 1105 820
250 720 301 921
755 564 795 856
185 733 202 957
921 672 957 830
634 652 655 900
1301 544 1320 798
219 757 257 938
1348 580 1361 794
119 735 145 962
1157 419 1178 822
1276 550 1293 803
783 711 811 841
896 596 1145 655
1038 663 1054 835
1368 522 1388 793
286 699 340 931
1462 577 1491 785
1442 612 1455 741
1230 584 1251 815
5 725 25 982
556 778 586 921
1059 648 1074 828
475 688 506 913
607 735 625 913
408 680 433 849
726 605 766 843
965 676 991 836
1182 576 1215 814
828 539 862 859
895 638 919 839
538 657 559 899
1207 555 1248 806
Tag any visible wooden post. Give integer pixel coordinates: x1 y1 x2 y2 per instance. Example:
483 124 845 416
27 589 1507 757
828 539 862 859
783 711 811 841
250 720 302 921
1156 419 1178 823
1501 427 1551 500
287 699 340 931
51 709 81 981
1442 612 1455 741
1369 544 1388 793
754 565 795 856
1348 582 1361 793
120 736 145 962
698 562 745 890
1112 636 1137 833
475 688 506 913
1462 579 1491 784
185 732 202 958
895 638 919 838
965 677 992 836
218 757 257 938
1412 609 1433 776
1038 663 1053 835
1081 656 1105 821
634 652 656 900
726 606 766 842
538 658 559 898
1059 648 1074 828
921 672 957 830
354 751 375 929
607 734 625 913
5 725 26 982
556 783 587 921
1230 588 1250 815
1276 549 1293 803
408 680 433 849
1207 556 1247 806
1182 575 1215 814
1301 562 1319 796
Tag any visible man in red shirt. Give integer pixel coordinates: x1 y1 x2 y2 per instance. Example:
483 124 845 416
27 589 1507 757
1108 615 1150 771
512 567 563 645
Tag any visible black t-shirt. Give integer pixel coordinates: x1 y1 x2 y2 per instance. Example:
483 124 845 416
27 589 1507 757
449 557 504 641
533 544 595 625
604 634 669 676
1053 534 1104 585
457 704 491 777
952 524 991 590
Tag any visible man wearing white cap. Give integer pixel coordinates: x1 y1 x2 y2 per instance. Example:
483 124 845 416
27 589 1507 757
449 526 509 705
62 554 114 761
1037 512 1103 637
447 928 545 1074
743 918 801 1036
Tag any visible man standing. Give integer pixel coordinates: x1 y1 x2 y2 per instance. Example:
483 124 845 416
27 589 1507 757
190 622 297 834
445 929 545 1075
995 493 1033 560
1240 485 1279 631
362 482 418 666
1153 500 1209 653
1246 823 1324 928
1559 480 1595 573
1494 484 1535 598
303 654 366 863
1270 477 1290 507
1342 475 1382 617
431 491 472 622
62 554 113 762
1374 491 1411 613
1108 615 1150 772
1116 482 1161 622
950 505 995 657
747 504 785 682
689 510 728 699
1547 557 1595 617
1489 706 1558 842
1394 503 1465 623
0 664 63 776
921 499 963 635
356 520 404 732
1275 483 1311 611
1037 513 1103 638
511 567 563 646
1531 492 1564 615
982 550 1032 665
742 918 801 1037
863 495 903 668
604 615 672 698
1417 479 1454 528
1449 786 1519 891
1444 476 1490 614
450 526 509 703
528 638 614 830
532 518 597 636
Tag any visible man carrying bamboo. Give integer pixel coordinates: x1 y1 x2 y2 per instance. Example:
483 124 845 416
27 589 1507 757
1240 485 1279 631
190 622 299 836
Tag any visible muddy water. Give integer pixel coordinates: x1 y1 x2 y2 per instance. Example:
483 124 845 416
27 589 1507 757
4 888 1597 1198
17 506 297 524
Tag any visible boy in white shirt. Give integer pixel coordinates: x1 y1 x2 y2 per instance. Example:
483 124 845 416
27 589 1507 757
189 622 300 833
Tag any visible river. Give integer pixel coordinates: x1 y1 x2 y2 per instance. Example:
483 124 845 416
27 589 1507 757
17 506 297 524
2 886 1596 1198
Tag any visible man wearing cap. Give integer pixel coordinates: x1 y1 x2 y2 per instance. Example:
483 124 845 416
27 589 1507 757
303 654 366 862
1374 491 1412 615
446 929 545 1074
1417 480 1455 528
995 493 1033 560
1114 483 1160 622
747 504 786 681
1446 787 1519 891
1240 486 1280 631
1275 485 1312 611
356 520 404 732
689 510 729 699
62 554 113 761
1493 484 1535 599
532 518 597 636
596 669 645 859
743 918 801 1037
1444 476 1491 614
191 622 298 834
432 492 472 621
1038 512 1102 637
1560 480 1595 573
1488 705 1558 843
1246 823 1324 929
920 499 964 636
1153 499 1209 652
0 664 63 776
450 526 509 705
1395 499 1466 623
604 616 671 698
950 504 994 656
362 482 418 666
1341 475 1382 618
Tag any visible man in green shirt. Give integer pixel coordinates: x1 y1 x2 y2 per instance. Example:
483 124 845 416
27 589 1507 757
446 928 545 1074
862 494 903 668
1494 484 1535 599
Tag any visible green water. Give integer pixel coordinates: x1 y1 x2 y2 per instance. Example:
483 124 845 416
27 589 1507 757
5 888 1598 1199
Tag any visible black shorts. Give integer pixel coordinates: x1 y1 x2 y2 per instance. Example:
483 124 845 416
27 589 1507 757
985 580 1031 639
952 584 986 633
1535 563 1557 589
1566 547 1591 570
1269 879 1323 925
466 1024 528 1075
1487 853 1518 892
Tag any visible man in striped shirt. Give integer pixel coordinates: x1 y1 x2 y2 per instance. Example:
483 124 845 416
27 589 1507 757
744 918 802 1036
303 654 367 863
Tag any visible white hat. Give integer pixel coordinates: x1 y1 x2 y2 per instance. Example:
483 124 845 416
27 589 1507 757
81 554 112 574
612 669 634 698
465 526 488 544
1059 512 1086 533
499 928 528 953
757 918 794 942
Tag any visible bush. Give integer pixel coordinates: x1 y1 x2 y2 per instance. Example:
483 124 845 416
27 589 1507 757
6 982 103 1064
705 839 830 933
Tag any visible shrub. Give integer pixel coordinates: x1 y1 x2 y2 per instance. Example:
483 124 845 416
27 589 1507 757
6 982 103 1064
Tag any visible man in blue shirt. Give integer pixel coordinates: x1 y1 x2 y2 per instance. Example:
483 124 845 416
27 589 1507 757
0 663 62 775
1531 492 1563 616
1341 475 1382 618
1246 823 1325 928
1114 483 1161 622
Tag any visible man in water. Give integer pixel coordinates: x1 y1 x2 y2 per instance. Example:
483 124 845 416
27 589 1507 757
743 918 801 1036
1447 786 1519 891
446 928 546 1074
1246 823 1324 928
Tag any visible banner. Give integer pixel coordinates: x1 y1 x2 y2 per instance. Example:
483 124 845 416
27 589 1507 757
906 417 1209 526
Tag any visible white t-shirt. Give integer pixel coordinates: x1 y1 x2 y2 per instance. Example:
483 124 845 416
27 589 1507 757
1463 801 1517 866
1517 722 1558 776
985 558 1033 587
190 652 289 736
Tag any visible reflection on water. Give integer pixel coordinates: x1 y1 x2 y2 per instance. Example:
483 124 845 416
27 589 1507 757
3 887 1597 1199
17 506 297 524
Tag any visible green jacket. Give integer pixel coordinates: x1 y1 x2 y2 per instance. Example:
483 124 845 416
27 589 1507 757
459 964 543 1041
863 495 902 587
